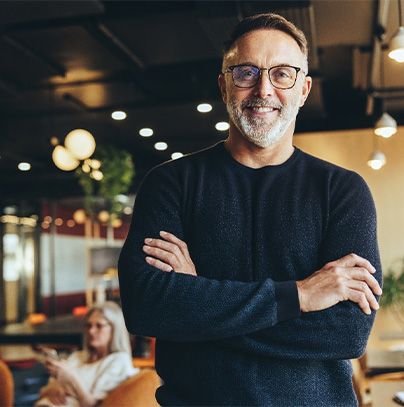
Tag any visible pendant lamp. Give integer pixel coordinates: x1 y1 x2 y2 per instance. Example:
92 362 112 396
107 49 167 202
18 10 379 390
388 0 404 62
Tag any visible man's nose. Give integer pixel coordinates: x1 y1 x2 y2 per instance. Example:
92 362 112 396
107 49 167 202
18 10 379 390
254 69 276 98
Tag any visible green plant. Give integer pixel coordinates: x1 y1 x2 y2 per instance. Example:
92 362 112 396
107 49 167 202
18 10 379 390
380 257 404 308
75 145 135 219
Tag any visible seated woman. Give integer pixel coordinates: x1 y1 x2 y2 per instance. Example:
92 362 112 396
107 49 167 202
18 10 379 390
35 301 138 407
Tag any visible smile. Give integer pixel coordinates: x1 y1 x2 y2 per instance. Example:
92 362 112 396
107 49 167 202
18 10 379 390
246 106 278 113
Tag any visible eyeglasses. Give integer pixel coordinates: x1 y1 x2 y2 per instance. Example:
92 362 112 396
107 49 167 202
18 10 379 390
223 64 304 89
85 322 111 330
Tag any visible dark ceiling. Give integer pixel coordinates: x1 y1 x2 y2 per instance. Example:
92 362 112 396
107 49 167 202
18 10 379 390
0 0 403 208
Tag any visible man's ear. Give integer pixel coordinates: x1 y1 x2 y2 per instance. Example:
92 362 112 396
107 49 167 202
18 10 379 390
299 76 312 107
218 73 227 104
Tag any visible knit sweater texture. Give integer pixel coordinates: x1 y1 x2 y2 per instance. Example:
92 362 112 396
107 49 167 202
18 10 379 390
118 142 382 407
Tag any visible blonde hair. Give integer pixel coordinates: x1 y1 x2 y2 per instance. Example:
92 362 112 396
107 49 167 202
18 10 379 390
83 301 132 356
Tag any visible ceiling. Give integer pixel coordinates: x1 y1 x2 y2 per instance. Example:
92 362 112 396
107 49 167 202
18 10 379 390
0 0 403 210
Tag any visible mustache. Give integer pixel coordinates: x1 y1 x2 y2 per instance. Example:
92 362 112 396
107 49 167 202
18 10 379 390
241 97 283 110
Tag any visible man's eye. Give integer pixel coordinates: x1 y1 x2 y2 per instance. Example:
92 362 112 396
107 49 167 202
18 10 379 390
239 68 255 77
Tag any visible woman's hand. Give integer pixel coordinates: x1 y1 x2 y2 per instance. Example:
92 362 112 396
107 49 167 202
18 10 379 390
44 357 76 384
143 231 197 276
39 381 70 406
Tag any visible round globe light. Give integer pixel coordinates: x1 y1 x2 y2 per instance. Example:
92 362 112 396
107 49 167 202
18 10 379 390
52 145 80 171
73 209 87 224
98 210 110 223
65 129 96 160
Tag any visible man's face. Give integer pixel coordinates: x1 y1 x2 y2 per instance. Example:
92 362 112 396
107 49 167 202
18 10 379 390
219 29 312 148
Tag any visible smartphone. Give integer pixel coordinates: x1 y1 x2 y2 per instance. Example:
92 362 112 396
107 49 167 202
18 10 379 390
42 347 58 360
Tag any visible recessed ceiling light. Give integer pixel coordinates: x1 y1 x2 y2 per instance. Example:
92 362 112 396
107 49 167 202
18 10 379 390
154 142 168 151
18 162 31 171
197 103 212 113
215 122 230 131
171 152 183 160
111 111 127 120
139 128 154 137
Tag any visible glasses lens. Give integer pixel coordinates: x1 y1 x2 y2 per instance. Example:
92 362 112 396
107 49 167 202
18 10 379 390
269 66 297 89
232 65 260 88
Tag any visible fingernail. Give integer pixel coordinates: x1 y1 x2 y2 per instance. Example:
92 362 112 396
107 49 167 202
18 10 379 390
160 231 167 235
145 238 152 243
143 245 150 251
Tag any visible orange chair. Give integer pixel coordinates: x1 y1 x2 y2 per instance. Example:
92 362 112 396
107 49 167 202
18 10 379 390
100 368 160 407
0 359 14 407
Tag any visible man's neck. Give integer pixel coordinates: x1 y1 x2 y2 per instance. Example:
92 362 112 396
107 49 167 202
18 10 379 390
224 131 295 169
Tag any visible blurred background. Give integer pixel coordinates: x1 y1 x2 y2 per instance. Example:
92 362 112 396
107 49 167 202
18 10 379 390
0 0 404 360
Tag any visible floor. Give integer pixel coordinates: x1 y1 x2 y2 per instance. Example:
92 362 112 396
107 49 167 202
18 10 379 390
11 362 49 407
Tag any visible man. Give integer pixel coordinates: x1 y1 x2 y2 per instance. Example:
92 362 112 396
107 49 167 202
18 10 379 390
118 13 382 406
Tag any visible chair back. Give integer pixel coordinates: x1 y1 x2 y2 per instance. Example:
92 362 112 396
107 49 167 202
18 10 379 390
0 359 14 407
100 368 160 407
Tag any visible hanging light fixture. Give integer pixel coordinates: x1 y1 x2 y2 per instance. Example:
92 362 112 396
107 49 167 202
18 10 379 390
389 0 404 62
52 145 80 171
374 112 397 137
368 132 387 170
65 129 96 160
368 150 386 170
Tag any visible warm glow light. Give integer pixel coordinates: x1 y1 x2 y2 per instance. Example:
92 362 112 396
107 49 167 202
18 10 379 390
388 27 404 63
18 162 31 171
73 209 86 224
112 218 122 228
111 111 127 120
215 122 230 131
98 210 110 223
44 216 52 223
171 152 184 160
67 220 75 228
91 170 104 180
154 142 168 151
55 218 63 226
123 206 133 215
139 128 154 137
52 145 80 171
197 103 212 113
91 159 101 169
65 129 96 160
374 112 397 138
367 150 386 170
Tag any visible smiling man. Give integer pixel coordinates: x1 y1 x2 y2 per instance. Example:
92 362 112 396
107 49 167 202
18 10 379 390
118 13 382 407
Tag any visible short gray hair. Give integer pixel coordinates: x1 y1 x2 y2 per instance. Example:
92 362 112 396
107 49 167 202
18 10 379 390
223 13 309 73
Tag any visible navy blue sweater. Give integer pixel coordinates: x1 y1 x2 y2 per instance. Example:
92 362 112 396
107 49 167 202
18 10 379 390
118 142 382 406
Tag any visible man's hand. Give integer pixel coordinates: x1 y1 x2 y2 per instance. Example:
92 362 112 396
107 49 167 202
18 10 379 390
296 253 382 315
143 231 197 276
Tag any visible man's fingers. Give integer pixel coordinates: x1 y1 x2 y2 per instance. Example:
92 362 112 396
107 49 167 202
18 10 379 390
143 245 179 268
145 256 173 272
340 267 382 296
328 253 376 274
159 231 194 264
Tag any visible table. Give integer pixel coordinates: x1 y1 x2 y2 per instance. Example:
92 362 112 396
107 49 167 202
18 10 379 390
0 315 85 348
371 381 404 407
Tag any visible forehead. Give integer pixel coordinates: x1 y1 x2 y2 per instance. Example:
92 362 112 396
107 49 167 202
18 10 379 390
224 29 303 67
87 310 107 322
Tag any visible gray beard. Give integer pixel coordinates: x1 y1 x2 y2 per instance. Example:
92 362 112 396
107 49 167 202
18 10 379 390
227 96 301 148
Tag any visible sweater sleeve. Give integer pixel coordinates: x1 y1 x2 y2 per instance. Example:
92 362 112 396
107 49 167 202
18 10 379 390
217 171 382 360
118 164 300 342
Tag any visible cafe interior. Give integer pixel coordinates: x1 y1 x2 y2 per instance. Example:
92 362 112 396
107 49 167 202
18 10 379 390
1 0 404 406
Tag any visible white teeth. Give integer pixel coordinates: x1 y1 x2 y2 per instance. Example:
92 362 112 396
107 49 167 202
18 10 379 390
249 106 275 112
